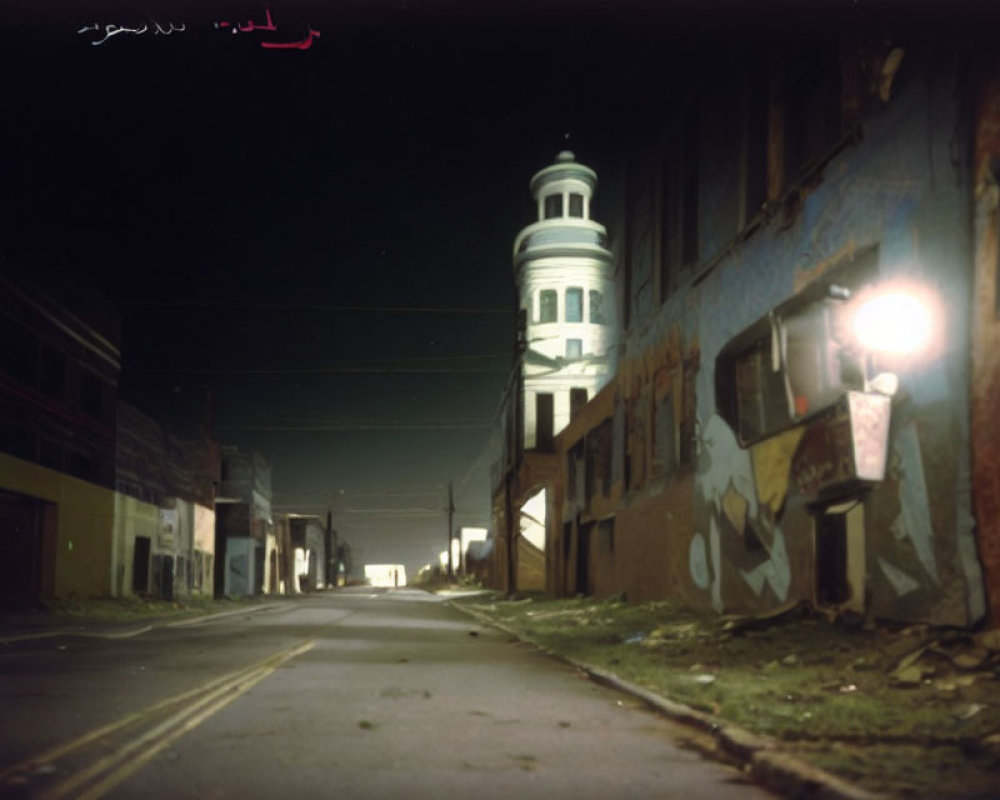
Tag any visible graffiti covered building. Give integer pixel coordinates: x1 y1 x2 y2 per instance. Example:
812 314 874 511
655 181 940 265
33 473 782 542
516 14 1000 627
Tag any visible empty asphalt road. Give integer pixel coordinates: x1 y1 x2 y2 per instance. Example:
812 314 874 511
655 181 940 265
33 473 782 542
0 588 775 799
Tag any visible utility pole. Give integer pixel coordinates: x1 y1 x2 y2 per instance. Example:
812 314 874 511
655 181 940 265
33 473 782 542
446 481 455 579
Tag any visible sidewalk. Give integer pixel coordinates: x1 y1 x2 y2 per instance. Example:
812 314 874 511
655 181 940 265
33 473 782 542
448 593 1000 800
0 596 288 644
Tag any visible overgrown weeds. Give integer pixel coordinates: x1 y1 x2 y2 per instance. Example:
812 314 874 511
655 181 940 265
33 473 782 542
456 593 1000 798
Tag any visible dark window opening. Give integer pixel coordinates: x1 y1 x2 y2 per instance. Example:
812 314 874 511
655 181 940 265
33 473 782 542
80 372 104 418
589 290 604 324
681 101 700 267
743 61 769 225
585 418 613 501
65 448 97 482
576 524 592 596
783 39 841 186
539 290 557 323
565 287 583 322
544 194 563 219
39 439 61 470
0 315 36 385
568 193 584 218
39 347 67 400
659 135 680 299
570 387 588 419
598 520 615 556
535 393 554 451
563 521 573 594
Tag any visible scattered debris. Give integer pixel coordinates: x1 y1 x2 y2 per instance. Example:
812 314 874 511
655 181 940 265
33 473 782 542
692 674 717 685
953 703 986 721
890 665 924 687
357 720 376 730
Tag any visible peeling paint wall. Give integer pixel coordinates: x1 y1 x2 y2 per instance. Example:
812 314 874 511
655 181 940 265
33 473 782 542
971 55 1000 626
594 33 989 625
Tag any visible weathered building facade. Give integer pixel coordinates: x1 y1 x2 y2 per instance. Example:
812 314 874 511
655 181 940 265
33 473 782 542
492 151 618 593
494 14 1000 627
114 402 219 599
215 446 273 597
0 257 121 604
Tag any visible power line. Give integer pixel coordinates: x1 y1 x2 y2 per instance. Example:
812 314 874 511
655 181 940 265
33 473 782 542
119 300 513 315
214 419 494 431
132 365 508 375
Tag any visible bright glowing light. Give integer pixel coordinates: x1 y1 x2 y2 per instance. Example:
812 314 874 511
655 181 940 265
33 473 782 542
851 288 936 356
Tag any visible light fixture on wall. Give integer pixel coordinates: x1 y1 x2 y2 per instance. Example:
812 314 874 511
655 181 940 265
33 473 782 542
851 286 937 356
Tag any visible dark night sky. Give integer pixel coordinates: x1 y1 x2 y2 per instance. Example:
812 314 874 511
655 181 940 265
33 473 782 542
2 0 948 573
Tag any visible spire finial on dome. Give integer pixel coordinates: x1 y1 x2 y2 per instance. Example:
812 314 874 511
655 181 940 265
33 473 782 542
556 150 575 163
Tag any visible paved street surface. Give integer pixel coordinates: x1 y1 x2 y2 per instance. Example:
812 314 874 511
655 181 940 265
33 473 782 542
0 589 775 799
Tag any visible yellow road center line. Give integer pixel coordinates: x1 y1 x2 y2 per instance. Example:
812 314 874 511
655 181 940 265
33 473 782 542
77 665 284 800
38 667 274 800
3 640 314 790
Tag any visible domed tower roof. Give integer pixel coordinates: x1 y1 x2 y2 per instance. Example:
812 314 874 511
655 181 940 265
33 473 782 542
513 151 611 272
529 150 597 197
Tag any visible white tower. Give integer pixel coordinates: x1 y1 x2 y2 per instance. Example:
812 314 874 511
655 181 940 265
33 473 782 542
513 151 615 449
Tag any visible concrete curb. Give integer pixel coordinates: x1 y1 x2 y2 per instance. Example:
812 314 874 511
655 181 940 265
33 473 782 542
449 600 885 800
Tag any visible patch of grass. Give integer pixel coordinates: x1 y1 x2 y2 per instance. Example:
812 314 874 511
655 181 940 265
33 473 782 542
40 594 270 622
457 593 1000 797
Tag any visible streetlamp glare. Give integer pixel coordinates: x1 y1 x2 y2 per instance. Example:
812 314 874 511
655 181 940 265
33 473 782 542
851 289 936 356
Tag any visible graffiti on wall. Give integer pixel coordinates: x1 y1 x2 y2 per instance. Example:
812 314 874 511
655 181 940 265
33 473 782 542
890 420 939 583
690 414 793 610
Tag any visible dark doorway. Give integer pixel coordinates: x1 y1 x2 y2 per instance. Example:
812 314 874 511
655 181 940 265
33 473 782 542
816 512 849 606
576 523 592 596
133 536 151 594
254 544 265 594
0 491 47 607
563 521 572 595
152 554 174 601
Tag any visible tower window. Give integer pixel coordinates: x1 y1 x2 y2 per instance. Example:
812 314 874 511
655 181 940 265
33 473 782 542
569 194 584 218
544 194 563 219
589 290 604 324
539 290 557 323
565 287 583 322
566 339 583 359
